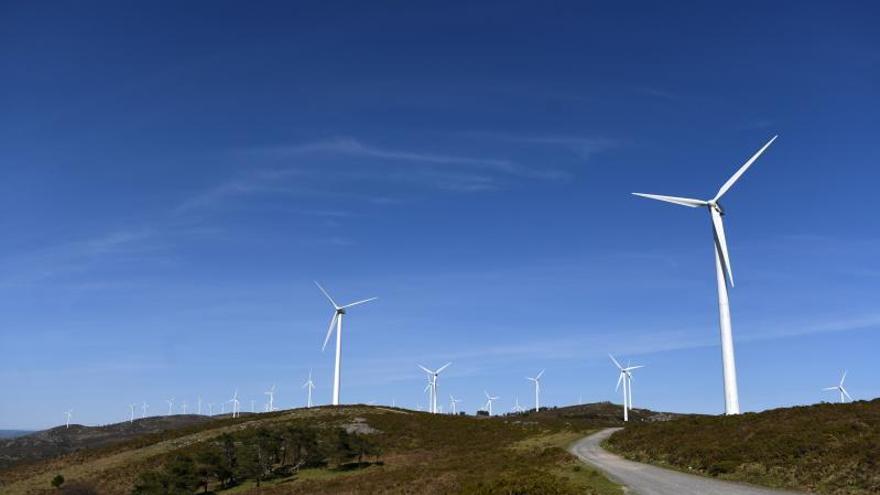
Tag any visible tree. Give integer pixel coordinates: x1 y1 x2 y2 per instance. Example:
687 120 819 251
51 474 65 489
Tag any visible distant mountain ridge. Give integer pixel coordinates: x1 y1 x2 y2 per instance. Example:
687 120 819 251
0 431 32 440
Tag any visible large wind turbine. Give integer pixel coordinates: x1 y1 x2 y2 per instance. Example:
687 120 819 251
483 391 499 416
315 281 377 406
65 410 73 429
823 371 853 403
526 369 545 412
303 370 316 408
229 390 240 418
128 404 136 423
633 135 777 415
610 354 644 422
418 362 452 414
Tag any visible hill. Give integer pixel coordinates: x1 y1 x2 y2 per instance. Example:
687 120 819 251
0 415 215 470
605 399 880 495
0 403 646 495
0 431 33 440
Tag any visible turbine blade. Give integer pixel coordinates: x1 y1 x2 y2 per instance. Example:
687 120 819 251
840 370 847 386
536 369 545 380
314 281 339 308
418 365 433 374
609 354 623 370
713 135 778 202
625 365 645 371
711 208 734 287
436 362 452 374
341 297 378 309
616 373 624 392
842 388 853 401
632 193 707 208
321 312 338 351
822 387 838 391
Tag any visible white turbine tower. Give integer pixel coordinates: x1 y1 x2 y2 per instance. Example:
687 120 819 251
181 401 188 414
303 370 316 408
633 135 777 415
610 355 644 422
65 410 73 428
418 362 452 414
265 385 276 412
208 403 214 416
483 391 499 416
823 371 853 403
315 281 377 406
526 369 545 412
229 390 240 418
166 398 174 416
141 401 149 419
449 395 461 415
128 404 136 423
197 396 202 415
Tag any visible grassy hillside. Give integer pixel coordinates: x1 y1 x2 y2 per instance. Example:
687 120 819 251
605 399 880 495
0 404 629 495
0 416 217 470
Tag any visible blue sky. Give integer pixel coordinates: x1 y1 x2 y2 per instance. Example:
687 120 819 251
2 1 879 429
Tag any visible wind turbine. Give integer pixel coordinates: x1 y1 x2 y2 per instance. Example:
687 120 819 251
823 371 853 403
197 396 202 415
265 385 276 412
418 362 452 414
449 395 461 414
128 404 136 423
483 391 499 416
633 135 777 415
303 370 316 408
511 397 526 413
315 281 377 406
141 401 149 419
208 403 214 416
65 410 73 429
610 355 644 422
526 369 545 412
228 390 240 418
166 398 174 416
181 401 188 414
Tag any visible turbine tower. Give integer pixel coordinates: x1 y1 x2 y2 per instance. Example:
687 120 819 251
228 390 240 418
303 370 316 408
265 385 276 412
610 354 644 422
823 371 853 403
208 403 214 416
141 401 149 419
166 398 174 416
483 391 499 416
449 395 461 414
65 410 73 428
181 401 188 414
633 135 777 415
526 369 545 412
315 281 377 406
418 362 452 414
197 396 202 415
128 404 136 423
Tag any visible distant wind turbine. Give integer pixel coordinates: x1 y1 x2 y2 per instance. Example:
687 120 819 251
197 396 202 415
208 403 214 416
526 369 545 412
633 135 777 415
315 281 377 406
228 390 240 418
265 384 276 412
166 398 174 416
65 410 73 429
181 401 188 414
823 371 853 403
418 362 452 414
483 391 499 416
610 354 644 422
511 397 525 413
141 401 149 419
128 404 136 423
303 370 316 408
449 395 461 415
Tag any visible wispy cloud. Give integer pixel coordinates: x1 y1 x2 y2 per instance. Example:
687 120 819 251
460 132 621 160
